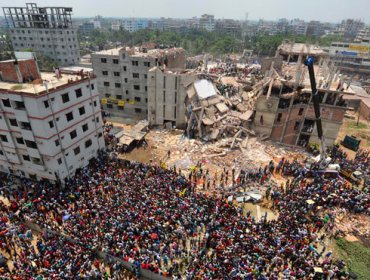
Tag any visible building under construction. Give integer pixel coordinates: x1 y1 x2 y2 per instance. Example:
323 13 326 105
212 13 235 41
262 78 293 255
2 3 80 66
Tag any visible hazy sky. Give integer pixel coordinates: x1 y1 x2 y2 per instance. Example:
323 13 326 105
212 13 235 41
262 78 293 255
2 0 370 23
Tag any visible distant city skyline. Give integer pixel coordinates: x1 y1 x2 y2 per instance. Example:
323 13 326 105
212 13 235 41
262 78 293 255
1 0 369 24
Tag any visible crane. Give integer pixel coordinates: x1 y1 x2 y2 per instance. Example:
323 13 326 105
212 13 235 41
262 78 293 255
304 56 340 171
304 56 326 160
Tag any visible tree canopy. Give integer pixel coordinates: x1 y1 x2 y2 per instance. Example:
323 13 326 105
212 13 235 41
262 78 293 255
79 28 342 57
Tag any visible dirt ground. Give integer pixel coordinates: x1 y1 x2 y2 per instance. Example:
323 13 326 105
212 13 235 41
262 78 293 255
336 112 370 157
118 127 308 178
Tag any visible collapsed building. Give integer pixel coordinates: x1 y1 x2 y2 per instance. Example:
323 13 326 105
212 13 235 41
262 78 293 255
254 42 351 147
146 42 365 149
180 43 356 148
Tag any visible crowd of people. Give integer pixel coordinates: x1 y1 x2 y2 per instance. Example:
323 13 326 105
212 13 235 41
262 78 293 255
0 198 134 279
0 145 368 279
328 145 369 175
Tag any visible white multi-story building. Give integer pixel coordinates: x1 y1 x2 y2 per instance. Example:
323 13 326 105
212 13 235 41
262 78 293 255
199 14 215 32
2 3 80 66
122 18 149 33
92 46 186 120
0 59 104 181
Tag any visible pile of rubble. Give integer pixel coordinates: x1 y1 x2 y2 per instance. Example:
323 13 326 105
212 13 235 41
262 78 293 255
185 64 280 151
148 129 282 175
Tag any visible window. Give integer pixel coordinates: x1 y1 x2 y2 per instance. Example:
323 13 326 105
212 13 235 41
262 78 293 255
105 93 111 98
126 90 129 95
101 58 107 63
75 88 82 98
0 150 3 155
135 108 142 113
0 135 8 142
85 139 92 148
66 112 74 122
294 121 300 130
115 83 121 88
21 122 32 130
93 100 97 107
2 99 11 107
145 86 148 92
298 108 304 115
175 77 178 90
25 140 37 149
174 92 177 104
57 158 62 165
116 95 122 100
15 101 25 109
23 155 30 161
260 115 264 125
164 76 166 88
104 82 110 87
114 72 120 77
163 105 166 118
91 83 95 90
123 66 127 71
124 78 128 83
134 85 140 90
16 137 24 144
102 71 108 76
55 139 60 146
144 74 147 79
95 117 99 123
107 104 113 109
132 61 139 66
98 132 103 138
144 61 151 67
133 73 139 78
74 146 80 155
163 91 166 103
277 113 282 122
9 119 18 126
135 97 141 102
43 100 49 108
49 120 54 128
82 123 88 132
113 59 119 64
79 106 85 115
62 93 70 103
70 130 77 139
174 107 177 119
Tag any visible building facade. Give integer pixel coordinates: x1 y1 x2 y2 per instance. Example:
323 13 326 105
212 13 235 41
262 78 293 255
92 46 186 120
0 60 104 181
199 14 215 32
254 89 347 148
2 3 80 66
147 67 196 128
328 39 370 75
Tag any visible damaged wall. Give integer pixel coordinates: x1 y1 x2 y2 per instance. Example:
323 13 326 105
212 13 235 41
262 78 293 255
148 67 196 128
253 96 279 137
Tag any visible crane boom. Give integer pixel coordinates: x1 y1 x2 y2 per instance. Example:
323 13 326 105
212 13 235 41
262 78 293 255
304 56 326 160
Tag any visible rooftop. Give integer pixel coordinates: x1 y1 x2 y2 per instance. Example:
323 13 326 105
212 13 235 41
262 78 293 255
277 42 328 56
94 47 123 56
0 71 93 96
